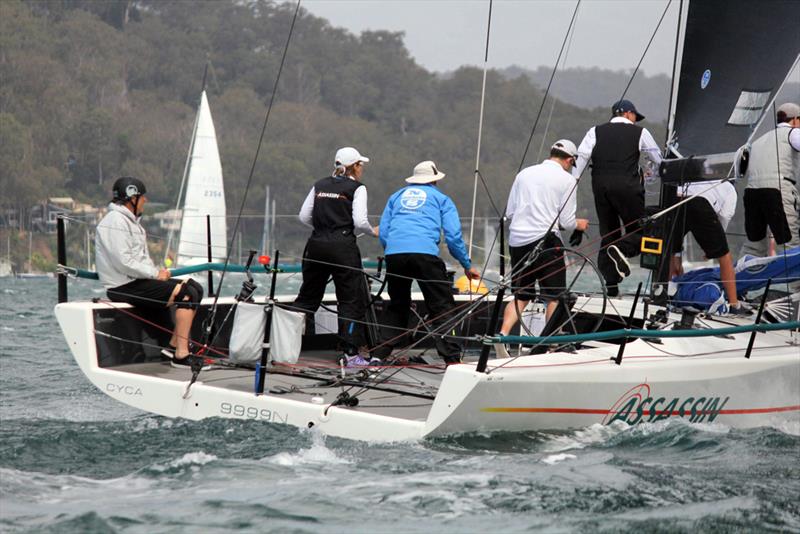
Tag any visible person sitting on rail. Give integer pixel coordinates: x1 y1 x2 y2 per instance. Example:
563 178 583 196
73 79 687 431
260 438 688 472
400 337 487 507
499 140 589 337
95 177 205 367
375 160 481 365
292 147 379 365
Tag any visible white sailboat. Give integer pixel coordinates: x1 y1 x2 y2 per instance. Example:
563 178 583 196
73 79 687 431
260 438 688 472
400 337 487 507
165 89 227 268
54 0 799 442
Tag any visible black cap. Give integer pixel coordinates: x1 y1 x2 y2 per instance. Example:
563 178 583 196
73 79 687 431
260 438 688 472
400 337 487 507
112 176 147 202
611 99 645 122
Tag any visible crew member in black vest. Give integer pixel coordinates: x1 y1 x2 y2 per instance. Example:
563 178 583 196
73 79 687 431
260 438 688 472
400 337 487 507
294 147 379 362
574 100 662 296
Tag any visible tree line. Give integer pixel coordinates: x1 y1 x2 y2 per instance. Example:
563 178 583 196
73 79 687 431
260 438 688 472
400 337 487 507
0 0 667 264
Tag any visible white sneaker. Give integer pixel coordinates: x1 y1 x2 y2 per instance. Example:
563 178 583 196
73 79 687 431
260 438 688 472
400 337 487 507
607 245 631 278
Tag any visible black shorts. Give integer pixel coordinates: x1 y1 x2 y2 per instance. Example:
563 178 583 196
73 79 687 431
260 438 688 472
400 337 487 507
744 188 793 244
509 234 566 301
107 278 182 308
671 197 729 259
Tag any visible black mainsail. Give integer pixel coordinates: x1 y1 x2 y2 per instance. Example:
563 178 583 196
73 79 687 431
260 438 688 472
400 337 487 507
650 0 800 297
668 0 799 162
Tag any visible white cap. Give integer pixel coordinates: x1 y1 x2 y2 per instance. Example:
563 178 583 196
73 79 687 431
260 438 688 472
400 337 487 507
777 102 800 120
334 147 369 167
550 139 578 158
405 160 446 184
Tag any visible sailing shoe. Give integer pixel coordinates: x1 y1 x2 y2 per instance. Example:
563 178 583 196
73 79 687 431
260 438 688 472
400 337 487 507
607 245 631 278
160 345 176 360
171 355 213 371
344 355 371 367
726 302 753 316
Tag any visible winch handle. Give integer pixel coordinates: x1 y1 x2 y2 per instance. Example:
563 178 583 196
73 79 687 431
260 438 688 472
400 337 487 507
244 249 257 270
243 249 258 283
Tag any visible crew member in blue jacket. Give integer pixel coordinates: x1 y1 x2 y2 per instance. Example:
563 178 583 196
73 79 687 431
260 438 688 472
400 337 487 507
376 161 481 364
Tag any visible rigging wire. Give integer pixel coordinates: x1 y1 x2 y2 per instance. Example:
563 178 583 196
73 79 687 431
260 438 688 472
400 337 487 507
517 0 581 173
535 3 580 161
770 100 794 300
203 0 302 336
163 90 202 263
617 0 673 103
467 0 494 258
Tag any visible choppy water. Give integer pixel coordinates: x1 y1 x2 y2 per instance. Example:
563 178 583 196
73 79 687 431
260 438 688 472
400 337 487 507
1 278 799 533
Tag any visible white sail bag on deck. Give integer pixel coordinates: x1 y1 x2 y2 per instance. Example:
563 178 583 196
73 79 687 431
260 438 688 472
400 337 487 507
229 302 267 364
269 305 305 364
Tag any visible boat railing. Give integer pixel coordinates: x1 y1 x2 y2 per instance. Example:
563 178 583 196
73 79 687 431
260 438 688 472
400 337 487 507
488 320 800 347
57 261 382 281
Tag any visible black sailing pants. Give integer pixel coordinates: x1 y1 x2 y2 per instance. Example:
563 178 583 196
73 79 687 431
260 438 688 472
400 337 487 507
375 253 461 363
592 175 645 291
293 235 366 355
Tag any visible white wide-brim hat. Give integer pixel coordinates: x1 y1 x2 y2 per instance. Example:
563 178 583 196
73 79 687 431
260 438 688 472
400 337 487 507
405 160 446 184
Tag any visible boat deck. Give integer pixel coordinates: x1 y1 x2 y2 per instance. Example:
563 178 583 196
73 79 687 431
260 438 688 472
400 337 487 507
110 350 452 422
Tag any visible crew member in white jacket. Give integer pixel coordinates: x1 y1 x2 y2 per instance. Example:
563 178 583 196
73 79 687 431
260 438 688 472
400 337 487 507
95 177 204 367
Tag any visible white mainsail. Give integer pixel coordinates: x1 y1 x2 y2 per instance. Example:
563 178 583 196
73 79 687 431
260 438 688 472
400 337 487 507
174 90 227 266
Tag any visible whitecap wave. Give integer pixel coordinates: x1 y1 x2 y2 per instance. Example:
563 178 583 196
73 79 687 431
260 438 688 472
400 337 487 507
541 453 576 465
774 419 800 436
541 422 627 452
266 430 350 466
148 451 218 473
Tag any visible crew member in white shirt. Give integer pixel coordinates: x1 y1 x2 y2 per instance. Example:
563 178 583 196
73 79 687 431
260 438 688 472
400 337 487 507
741 102 800 256
669 179 749 315
574 99 662 296
499 140 589 335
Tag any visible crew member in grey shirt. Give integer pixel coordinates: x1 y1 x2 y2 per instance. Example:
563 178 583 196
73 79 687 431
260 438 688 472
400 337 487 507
742 102 800 256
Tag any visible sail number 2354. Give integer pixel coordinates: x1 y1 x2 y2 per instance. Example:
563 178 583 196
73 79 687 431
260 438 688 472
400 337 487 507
219 402 287 423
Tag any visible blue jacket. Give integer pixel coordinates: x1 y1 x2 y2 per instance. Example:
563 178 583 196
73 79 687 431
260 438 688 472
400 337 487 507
379 184 471 269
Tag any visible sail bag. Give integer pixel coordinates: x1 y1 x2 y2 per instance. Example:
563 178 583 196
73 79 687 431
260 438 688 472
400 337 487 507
269 305 306 364
229 302 267 364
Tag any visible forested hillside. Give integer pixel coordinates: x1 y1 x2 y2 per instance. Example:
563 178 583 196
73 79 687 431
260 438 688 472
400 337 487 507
503 66 672 122
0 0 667 262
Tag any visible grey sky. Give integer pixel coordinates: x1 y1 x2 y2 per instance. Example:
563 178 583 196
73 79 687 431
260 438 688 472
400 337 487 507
303 0 680 76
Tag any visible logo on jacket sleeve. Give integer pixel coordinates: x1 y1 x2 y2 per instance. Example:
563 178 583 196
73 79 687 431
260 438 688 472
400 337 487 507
400 188 427 210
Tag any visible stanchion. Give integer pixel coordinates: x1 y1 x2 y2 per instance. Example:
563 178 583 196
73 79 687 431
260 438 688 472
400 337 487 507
57 216 68 303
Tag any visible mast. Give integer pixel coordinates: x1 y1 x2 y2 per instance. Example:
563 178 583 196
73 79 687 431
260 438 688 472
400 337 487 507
664 0 686 153
164 100 201 265
164 61 211 266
